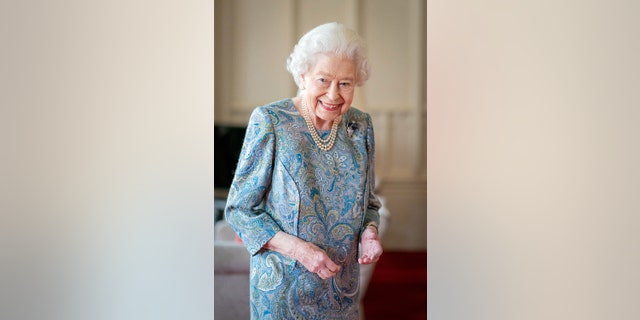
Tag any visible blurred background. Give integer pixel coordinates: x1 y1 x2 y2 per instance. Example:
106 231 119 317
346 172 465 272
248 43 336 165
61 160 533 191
428 0 640 319
2 1 213 319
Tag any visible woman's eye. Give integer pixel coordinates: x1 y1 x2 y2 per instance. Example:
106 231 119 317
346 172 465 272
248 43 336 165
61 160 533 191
340 82 351 87
316 78 329 87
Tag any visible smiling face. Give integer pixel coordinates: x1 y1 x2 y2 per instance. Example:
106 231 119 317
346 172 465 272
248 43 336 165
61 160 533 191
300 53 357 129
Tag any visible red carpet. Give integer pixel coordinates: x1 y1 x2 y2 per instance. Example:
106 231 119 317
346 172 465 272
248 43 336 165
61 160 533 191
362 251 427 320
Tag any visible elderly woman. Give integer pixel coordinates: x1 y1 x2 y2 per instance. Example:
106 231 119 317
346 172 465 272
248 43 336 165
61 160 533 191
225 22 383 319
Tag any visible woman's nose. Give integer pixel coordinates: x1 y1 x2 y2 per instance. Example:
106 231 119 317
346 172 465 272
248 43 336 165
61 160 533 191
327 84 340 99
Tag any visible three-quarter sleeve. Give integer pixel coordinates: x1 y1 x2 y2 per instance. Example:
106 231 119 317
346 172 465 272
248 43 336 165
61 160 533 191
225 107 283 255
363 113 381 228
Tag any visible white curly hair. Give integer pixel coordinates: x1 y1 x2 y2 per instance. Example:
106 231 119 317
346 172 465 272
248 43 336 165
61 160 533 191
286 22 371 90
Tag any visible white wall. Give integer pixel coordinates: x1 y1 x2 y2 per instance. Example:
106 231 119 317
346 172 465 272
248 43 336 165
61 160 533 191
428 1 640 319
2 1 213 319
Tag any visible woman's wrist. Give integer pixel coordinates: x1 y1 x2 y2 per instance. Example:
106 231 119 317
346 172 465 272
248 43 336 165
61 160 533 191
265 231 300 258
364 222 378 235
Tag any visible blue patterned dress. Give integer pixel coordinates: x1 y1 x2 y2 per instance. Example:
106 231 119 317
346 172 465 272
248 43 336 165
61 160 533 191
225 98 381 320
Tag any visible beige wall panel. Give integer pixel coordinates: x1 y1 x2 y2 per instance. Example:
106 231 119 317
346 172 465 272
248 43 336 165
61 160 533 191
388 111 422 178
231 0 295 113
370 112 391 178
420 108 427 176
298 0 354 36
362 0 411 111
362 0 422 112
214 0 233 123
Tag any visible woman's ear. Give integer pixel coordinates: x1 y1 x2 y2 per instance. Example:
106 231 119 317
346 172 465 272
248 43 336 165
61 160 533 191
300 74 306 90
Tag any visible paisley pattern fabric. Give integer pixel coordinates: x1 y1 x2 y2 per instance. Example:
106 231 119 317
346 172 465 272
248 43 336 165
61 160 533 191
225 98 381 320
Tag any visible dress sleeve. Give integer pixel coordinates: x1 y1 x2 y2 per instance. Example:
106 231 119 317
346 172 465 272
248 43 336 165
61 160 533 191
363 113 382 228
225 107 283 255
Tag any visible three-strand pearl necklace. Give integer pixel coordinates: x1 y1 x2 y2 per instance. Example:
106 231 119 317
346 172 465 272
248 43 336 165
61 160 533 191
301 99 342 151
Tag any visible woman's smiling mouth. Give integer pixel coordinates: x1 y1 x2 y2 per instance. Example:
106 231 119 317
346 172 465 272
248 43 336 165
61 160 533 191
319 101 342 111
